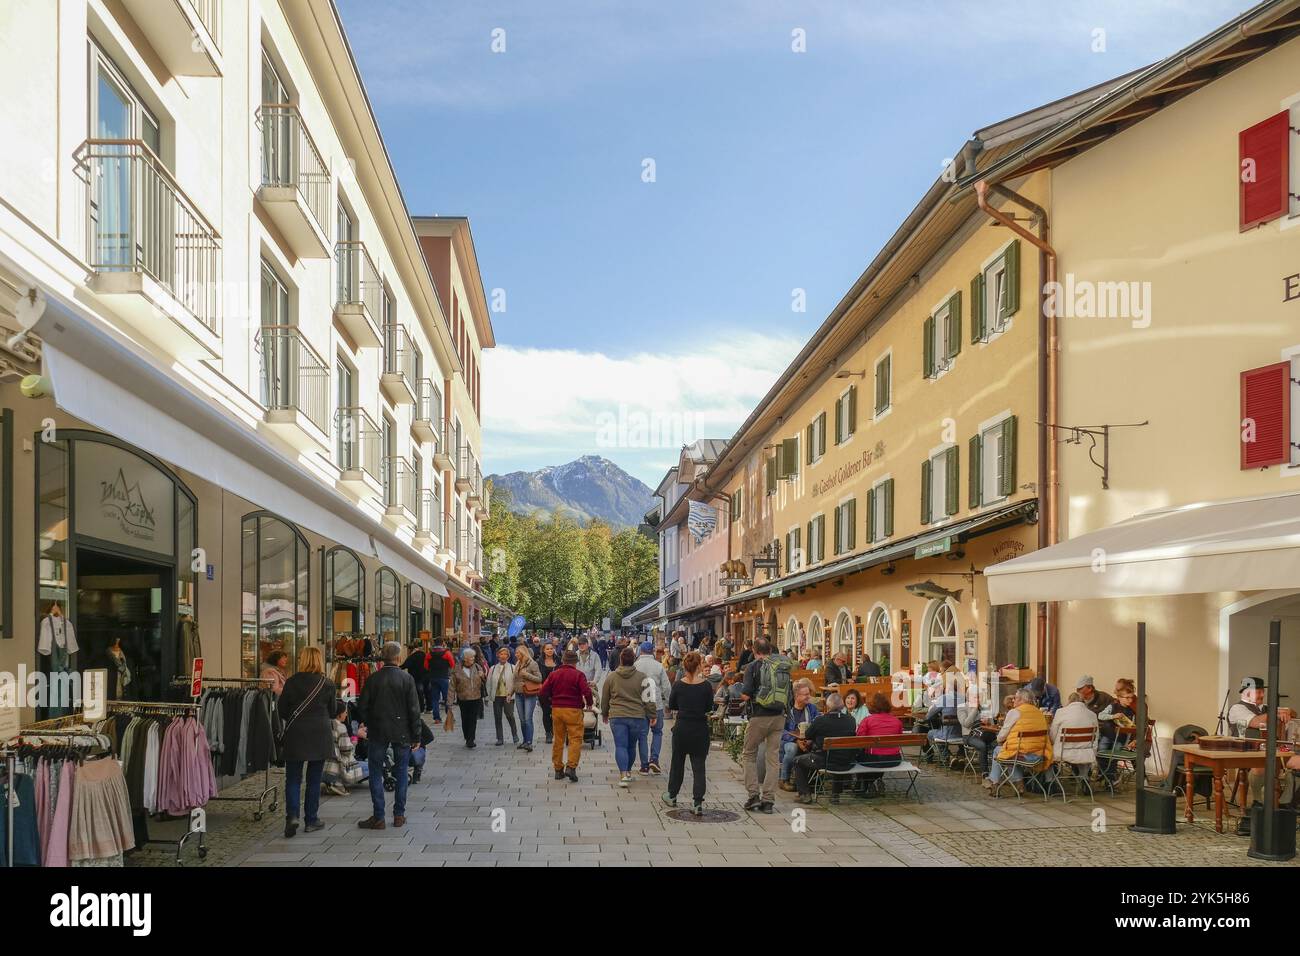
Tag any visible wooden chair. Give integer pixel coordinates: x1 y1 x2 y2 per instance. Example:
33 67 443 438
991 729 1063 802
1054 726 1100 802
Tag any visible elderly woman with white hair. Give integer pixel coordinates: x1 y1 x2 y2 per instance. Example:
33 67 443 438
793 691 860 805
449 646 487 748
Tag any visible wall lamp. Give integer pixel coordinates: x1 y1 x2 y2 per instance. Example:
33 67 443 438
834 369 866 380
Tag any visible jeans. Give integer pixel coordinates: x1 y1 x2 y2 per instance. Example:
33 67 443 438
989 751 1043 785
493 696 519 742
643 708 665 767
419 677 435 713
284 759 323 824
368 743 411 819
429 678 450 720
516 694 538 745
410 746 426 769
780 740 801 782
610 717 648 773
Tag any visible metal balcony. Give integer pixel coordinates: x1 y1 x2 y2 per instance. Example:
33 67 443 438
456 445 475 493
256 325 330 450
256 104 329 258
121 0 221 76
335 406 381 497
440 511 456 557
434 419 455 473
334 241 383 349
457 530 474 571
380 324 417 405
414 487 442 547
76 139 221 358
382 456 418 528
467 462 483 508
412 378 442 447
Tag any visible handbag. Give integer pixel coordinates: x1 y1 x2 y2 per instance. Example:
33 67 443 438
522 680 544 697
443 708 455 732
277 675 329 746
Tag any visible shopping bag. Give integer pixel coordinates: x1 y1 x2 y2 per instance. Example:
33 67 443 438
444 709 455 732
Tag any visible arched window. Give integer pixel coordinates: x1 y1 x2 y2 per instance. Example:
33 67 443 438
784 616 799 654
408 583 426 642
241 512 309 678
871 607 892 668
834 610 854 664
927 600 958 666
807 613 825 659
376 567 400 642
325 546 364 656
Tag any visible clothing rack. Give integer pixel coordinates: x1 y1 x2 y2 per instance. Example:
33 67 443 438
107 699 208 865
183 677 280 820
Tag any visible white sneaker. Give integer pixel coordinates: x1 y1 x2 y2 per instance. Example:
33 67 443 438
619 774 631 787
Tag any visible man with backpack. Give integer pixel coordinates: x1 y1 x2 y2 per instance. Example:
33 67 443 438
740 637 791 813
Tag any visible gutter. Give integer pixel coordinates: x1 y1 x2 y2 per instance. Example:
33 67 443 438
974 181 1058 684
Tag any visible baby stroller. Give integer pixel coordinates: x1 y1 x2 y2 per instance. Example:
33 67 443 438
379 718 434 790
582 707 603 749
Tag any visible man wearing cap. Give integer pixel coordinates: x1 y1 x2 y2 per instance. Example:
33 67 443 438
575 636 605 691
634 640 672 774
538 650 595 782
1075 676 1113 717
1228 676 1295 836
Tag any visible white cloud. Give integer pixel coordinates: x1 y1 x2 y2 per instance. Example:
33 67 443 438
482 331 802 484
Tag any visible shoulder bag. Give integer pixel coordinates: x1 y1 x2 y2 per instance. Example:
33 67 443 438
277 675 329 746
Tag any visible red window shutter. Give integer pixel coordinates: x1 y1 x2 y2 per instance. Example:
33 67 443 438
1239 111 1290 231
1240 361 1292 469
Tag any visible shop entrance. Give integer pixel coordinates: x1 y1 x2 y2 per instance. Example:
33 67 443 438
76 546 174 703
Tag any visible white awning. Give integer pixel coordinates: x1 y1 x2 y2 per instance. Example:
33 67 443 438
34 288 447 595
985 492 1300 604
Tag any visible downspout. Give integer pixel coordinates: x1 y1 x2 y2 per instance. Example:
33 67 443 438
974 180 1060 684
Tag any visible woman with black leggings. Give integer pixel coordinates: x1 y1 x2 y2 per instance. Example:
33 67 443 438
662 651 713 815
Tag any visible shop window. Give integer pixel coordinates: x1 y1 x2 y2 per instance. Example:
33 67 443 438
325 546 364 656
240 512 308 678
376 566 400 642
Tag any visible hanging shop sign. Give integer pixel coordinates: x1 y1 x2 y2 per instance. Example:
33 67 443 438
914 536 953 560
721 577 753 588
751 557 778 571
74 441 175 555
769 586 785 599
811 441 887 498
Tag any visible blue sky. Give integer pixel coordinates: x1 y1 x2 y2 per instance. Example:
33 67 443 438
337 0 1254 486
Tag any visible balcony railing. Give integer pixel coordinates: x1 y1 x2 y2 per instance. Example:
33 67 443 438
382 324 418 402
256 325 329 434
77 139 220 332
417 488 442 543
443 511 454 553
188 0 220 48
335 240 382 319
383 456 418 516
415 378 442 444
256 103 329 238
335 405 381 482
458 444 477 490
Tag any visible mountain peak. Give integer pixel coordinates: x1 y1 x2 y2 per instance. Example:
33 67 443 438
487 457 654 528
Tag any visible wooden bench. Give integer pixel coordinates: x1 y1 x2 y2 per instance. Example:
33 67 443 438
812 733 929 802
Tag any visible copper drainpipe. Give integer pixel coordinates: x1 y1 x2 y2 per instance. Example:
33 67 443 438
974 180 1059 683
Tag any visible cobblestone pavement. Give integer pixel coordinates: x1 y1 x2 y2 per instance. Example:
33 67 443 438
125 718 1300 868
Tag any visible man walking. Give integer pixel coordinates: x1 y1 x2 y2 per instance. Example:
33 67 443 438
740 637 792 813
357 642 423 830
539 649 594 782
634 639 672 774
576 636 605 692
425 636 455 722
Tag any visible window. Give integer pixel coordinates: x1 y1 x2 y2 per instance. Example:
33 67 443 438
833 498 857 555
805 513 825 564
866 478 894 543
91 42 160 153
377 567 401 641
874 354 891 416
786 526 802 573
765 455 777 495
258 260 293 411
381 415 395 505
241 513 309 679
971 242 1021 342
730 488 743 522
806 412 827 465
927 601 958 665
834 387 857 444
921 446 958 524
871 609 891 667
923 292 962 378
969 416 1018 507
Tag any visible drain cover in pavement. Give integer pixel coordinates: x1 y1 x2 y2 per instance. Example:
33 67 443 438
664 808 741 823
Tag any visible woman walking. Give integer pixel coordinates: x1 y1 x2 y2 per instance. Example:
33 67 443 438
486 646 520 746
662 651 712 815
513 645 542 752
600 647 657 788
278 646 335 838
449 647 486 748
537 641 559 744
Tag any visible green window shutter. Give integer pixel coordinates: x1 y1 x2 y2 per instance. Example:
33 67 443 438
834 397 843 444
866 487 876 543
1003 240 1021 317
766 456 776 494
882 356 891 410
817 412 827 457
923 316 934 378
806 521 814 563
998 415 1018 498
847 498 857 550
806 424 814 465
946 291 962 360
921 459 932 524
945 445 959 517
817 515 826 561
833 504 842 553
970 271 986 343
968 433 983 509
883 478 894 537
795 527 801 566
786 437 799 477
847 386 857 437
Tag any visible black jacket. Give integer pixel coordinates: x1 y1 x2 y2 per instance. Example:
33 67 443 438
359 664 422 748
277 673 336 763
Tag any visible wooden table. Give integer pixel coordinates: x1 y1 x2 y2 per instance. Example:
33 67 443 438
1171 743 1293 833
